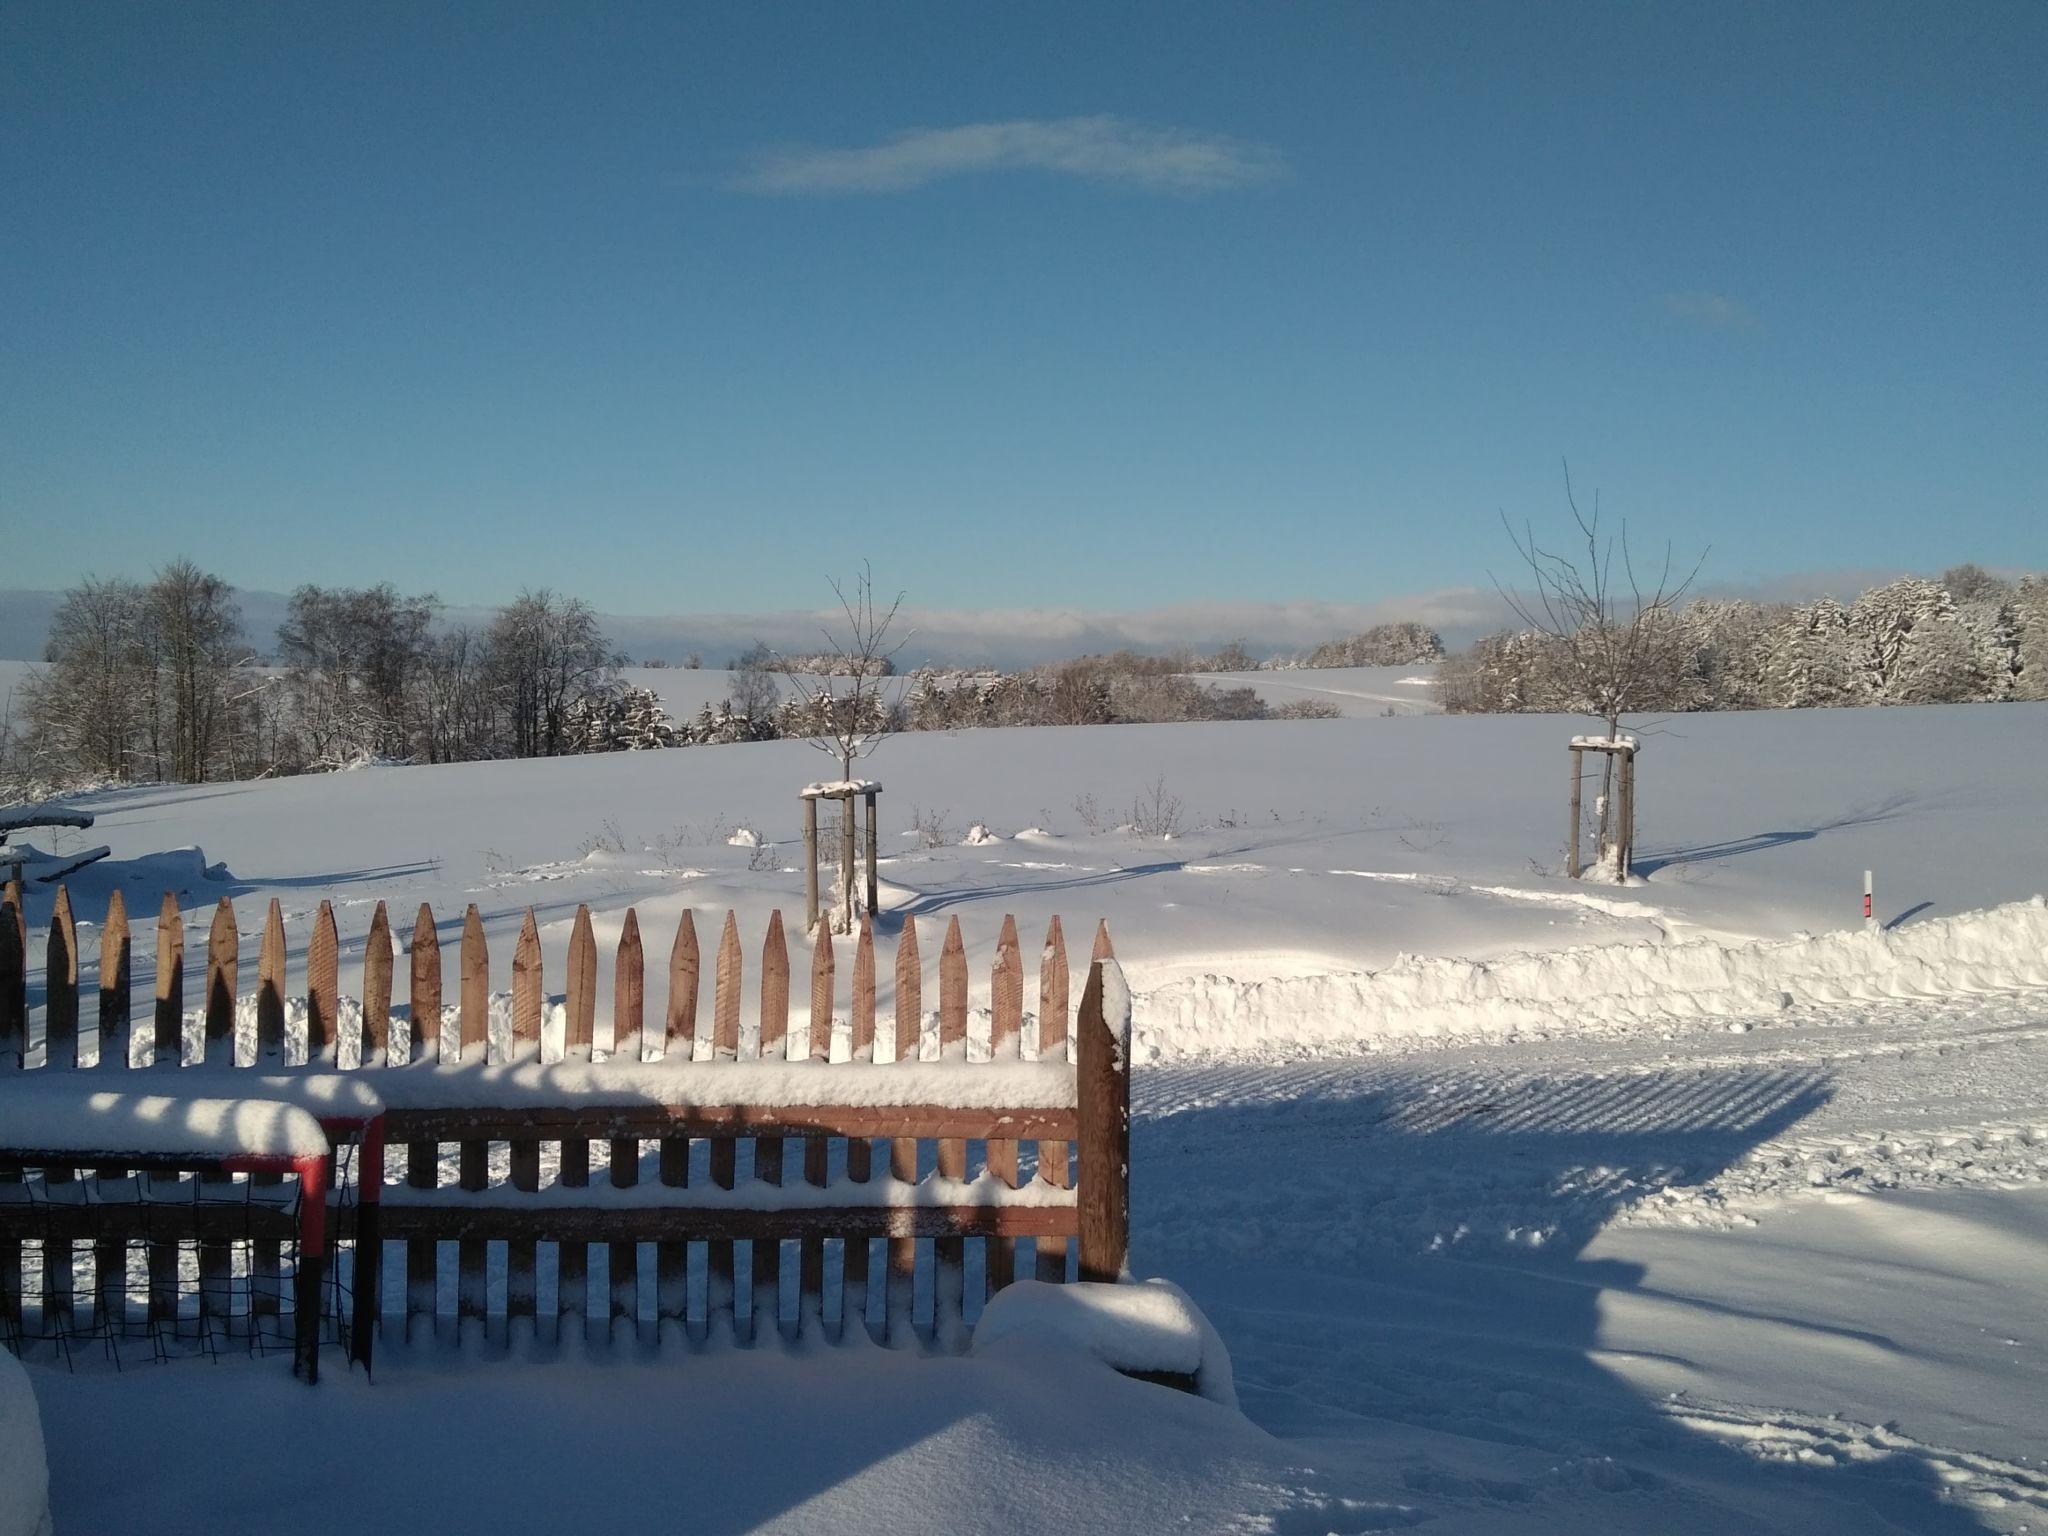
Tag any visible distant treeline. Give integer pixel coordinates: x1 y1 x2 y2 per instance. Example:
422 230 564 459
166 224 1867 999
4 568 1383 798
1438 566 2048 714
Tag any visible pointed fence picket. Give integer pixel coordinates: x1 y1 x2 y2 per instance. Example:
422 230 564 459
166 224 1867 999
1 884 1128 1360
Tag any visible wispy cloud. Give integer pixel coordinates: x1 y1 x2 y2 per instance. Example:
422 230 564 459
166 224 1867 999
734 115 1286 196
1662 289 1763 333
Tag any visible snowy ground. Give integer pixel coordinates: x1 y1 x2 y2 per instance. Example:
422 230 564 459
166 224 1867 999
1190 663 1445 717
12 701 2048 1533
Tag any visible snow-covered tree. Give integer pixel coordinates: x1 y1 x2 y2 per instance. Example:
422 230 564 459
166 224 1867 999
618 686 677 748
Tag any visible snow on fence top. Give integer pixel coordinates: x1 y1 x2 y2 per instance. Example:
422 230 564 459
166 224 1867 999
1568 733 1639 752
0 1081 330 1160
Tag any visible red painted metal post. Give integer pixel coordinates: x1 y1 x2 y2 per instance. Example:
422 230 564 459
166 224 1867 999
293 1151 329 1383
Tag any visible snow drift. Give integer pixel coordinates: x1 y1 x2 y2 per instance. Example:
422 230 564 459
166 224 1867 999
1133 897 2048 1062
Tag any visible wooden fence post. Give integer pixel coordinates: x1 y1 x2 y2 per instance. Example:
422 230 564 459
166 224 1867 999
986 915 1023 1294
753 911 789 1340
98 890 130 1069
0 879 24 1065
1567 744 1584 880
509 912 543 1337
1076 953 1130 1284
656 910 694 1331
204 896 235 1062
406 904 440 1340
609 909 643 1334
803 796 820 934
863 788 879 919
708 911 742 1337
361 901 392 1065
154 894 183 1068
887 916 920 1343
308 901 338 1063
47 885 80 1067
256 899 284 1061
457 906 491 1340
845 915 876 1338
1036 916 1071 1282
800 922 834 1333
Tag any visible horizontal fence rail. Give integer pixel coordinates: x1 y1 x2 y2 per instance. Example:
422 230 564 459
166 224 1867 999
0 877 1129 1362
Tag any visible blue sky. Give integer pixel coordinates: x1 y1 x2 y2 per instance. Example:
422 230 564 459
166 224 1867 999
4 1 2044 633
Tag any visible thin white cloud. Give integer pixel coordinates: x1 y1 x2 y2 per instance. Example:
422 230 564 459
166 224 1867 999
735 115 1286 196
1662 289 1762 333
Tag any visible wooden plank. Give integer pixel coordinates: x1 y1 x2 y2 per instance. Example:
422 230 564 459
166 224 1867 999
199 897 237 1323
1092 918 1114 964
610 908 644 1334
708 910 741 1336
0 879 25 1065
754 910 789 1340
92 889 133 1327
409 903 442 1064
371 1205 1078 1244
153 894 183 1067
98 889 130 1070
146 902 181 1323
800 922 834 1330
986 914 1023 1293
563 904 594 1057
844 915 876 1336
47 884 81 1067
935 916 968 1338
459 905 487 1060
384 1104 1078 1143
1076 959 1130 1283
458 905 489 1338
665 910 698 1060
513 909 544 1054
203 895 235 1061
1036 915 1071 1281
361 901 392 1063
257 897 286 1061
712 911 741 1060
405 903 440 1340
803 794 819 935
613 909 644 1061
508 910 542 1331
307 900 338 1061
41 887 80 1330
888 915 920 1342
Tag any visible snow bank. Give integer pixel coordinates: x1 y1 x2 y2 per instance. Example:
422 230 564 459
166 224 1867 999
975 1278 1237 1407
0 1348 52 1536
0 1080 331 1159
1134 898 2048 1062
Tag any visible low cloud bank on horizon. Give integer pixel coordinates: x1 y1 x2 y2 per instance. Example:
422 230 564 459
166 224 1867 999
733 115 1287 195
0 572 1949 670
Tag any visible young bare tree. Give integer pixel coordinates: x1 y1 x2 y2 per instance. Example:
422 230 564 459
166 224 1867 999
785 563 908 931
1493 464 1706 878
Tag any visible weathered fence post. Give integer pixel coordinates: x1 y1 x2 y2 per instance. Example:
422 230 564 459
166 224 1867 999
1567 744 1584 879
863 786 880 919
0 879 24 1065
1075 949 1131 1284
98 890 129 1069
803 795 820 934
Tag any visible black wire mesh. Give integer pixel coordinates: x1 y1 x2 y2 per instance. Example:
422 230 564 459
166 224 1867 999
0 1130 370 1377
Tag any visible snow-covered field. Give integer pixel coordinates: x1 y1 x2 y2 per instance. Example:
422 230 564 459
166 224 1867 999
1191 662 1445 716
12 700 2048 1533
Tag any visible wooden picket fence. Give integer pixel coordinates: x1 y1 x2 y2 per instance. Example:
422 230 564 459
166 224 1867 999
0 877 1130 1354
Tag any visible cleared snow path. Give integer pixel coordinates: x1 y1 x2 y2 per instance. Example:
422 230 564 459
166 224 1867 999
1139 986 2048 1533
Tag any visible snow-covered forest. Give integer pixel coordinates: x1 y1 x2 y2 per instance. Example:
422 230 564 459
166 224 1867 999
1441 565 2048 714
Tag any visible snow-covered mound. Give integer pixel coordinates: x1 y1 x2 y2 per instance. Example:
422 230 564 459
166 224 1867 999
0 1348 52 1536
1134 898 2048 1062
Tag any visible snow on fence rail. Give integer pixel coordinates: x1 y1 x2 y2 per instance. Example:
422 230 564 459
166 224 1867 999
0 877 1131 1359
